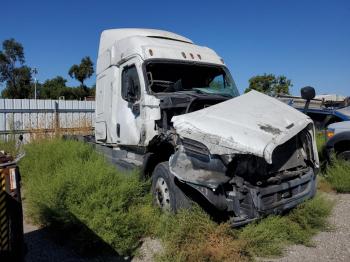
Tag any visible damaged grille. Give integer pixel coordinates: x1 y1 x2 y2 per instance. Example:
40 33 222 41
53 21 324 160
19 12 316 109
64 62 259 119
261 181 310 207
257 170 314 212
181 138 210 159
270 134 307 173
230 127 314 186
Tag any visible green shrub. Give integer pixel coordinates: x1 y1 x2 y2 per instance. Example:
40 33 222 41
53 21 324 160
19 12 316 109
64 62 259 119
20 139 333 260
317 176 334 193
0 134 21 157
240 195 332 257
315 131 328 165
324 157 350 192
20 139 159 255
316 131 326 156
240 216 307 257
288 194 332 233
155 206 249 262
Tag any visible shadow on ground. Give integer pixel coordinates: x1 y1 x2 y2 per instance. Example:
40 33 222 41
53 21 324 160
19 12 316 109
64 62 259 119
24 213 128 262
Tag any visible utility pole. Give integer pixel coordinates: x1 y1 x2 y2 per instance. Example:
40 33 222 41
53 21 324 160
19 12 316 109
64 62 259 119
32 68 38 99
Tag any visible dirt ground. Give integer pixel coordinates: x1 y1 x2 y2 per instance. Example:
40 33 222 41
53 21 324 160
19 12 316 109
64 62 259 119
23 193 350 262
23 217 159 261
271 193 350 262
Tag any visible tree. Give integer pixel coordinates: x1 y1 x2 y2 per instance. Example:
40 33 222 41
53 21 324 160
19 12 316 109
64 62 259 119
90 84 96 97
68 56 94 90
244 74 292 96
40 76 67 99
39 76 95 100
0 38 33 98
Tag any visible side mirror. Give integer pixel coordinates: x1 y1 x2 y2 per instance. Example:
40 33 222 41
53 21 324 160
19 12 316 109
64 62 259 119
300 86 316 114
300 86 315 101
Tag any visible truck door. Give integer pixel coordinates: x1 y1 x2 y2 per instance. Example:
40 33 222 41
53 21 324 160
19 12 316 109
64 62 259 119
116 58 144 146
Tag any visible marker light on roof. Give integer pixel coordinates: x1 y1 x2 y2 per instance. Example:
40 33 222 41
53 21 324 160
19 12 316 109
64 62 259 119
197 54 201 60
181 52 186 58
149 49 153 56
190 53 194 59
220 58 224 64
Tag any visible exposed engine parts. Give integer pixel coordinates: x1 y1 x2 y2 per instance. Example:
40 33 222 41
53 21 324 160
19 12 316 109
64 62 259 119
166 125 317 226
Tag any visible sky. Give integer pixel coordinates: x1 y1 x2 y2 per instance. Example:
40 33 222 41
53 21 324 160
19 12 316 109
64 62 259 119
1 0 349 96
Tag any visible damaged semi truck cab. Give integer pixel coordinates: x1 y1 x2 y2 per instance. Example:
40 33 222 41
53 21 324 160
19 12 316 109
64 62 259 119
95 29 319 226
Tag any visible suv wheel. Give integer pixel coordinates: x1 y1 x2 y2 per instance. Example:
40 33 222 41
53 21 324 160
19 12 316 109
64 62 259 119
338 150 350 161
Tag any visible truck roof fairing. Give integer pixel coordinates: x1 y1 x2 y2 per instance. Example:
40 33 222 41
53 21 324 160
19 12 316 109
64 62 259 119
96 28 224 75
98 28 193 55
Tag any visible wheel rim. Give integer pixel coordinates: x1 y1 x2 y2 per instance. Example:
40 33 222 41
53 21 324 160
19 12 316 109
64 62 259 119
154 177 171 211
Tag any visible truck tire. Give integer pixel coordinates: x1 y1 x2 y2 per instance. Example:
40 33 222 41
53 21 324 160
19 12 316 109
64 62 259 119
151 161 191 212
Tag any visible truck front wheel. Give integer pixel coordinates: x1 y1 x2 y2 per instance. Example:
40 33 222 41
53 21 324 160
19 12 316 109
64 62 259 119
151 162 191 212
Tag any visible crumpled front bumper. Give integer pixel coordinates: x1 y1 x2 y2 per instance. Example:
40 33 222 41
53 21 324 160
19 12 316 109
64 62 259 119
168 139 318 227
231 168 317 226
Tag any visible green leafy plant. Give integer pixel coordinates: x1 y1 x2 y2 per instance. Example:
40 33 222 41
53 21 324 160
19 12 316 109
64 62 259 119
20 139 333 260
324 157 350 193
240 195 332 257
20 139 158 255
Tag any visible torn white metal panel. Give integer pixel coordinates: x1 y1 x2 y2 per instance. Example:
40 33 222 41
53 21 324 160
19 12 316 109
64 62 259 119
142 94 161 144
309 125 320 167
169 146 230 189
142 94 161 121
172 90 316 164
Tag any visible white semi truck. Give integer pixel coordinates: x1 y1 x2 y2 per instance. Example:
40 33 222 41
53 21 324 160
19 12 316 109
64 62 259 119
80 28 319 226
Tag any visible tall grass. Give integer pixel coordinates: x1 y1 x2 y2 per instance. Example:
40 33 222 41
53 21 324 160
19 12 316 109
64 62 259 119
156 195 332 260
315 131 350 193
240 195 333 257
0 134 19 157
324 157 350 193
316 131 326 157
155 206 249 262
20 139 159 255
20 139 333 260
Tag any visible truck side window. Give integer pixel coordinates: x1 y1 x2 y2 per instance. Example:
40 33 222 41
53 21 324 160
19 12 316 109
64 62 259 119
121 65 141 103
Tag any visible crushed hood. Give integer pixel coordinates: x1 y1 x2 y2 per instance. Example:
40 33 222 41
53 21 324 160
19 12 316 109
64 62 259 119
172 90 314 164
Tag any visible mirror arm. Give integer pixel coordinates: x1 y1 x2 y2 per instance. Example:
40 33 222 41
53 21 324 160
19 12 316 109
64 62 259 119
303 100 311 114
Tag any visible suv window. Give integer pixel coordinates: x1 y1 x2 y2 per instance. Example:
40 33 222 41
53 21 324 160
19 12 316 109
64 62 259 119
121 65 141 103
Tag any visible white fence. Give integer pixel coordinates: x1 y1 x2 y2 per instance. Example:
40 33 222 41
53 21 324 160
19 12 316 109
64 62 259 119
0 99 95 140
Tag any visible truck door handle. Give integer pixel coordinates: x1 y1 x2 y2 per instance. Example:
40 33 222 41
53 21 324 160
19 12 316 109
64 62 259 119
117 123 120 137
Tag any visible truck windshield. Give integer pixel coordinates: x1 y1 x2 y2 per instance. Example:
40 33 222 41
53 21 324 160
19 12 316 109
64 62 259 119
145 62 239 97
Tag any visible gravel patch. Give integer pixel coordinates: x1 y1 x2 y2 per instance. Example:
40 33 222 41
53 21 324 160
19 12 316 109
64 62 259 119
132 238 163 262
265 193 350 262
